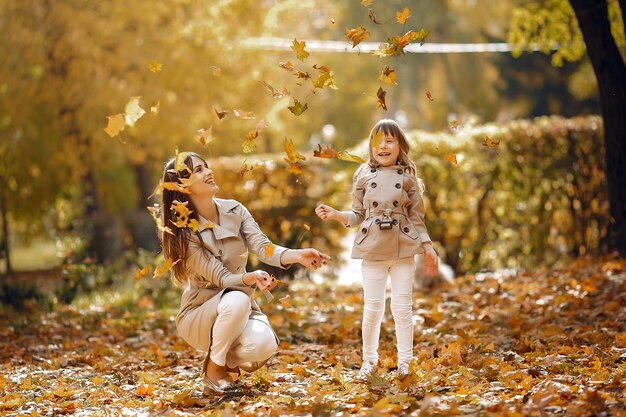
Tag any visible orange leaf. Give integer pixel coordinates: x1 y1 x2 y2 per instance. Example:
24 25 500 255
264 242 276 258
154 258 180 278
104 113 126 137
279 61 294 71
444 154 458 164
370 129 383 149
149 60 162 73
368 8 381 24
425 90 434 101
379 66 397 84
135 265 152 280
195 127 213 147
483 135 500 147
211 66 222 76
313 144 339 159
396 7 411 24
376 87 387 110
292 38 310 62
449 118 462 129
214 107 228 120
284 138 306 164
346 26 370 48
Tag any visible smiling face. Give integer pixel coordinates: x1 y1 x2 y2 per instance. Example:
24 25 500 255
371 133 400 167
187 155 219 196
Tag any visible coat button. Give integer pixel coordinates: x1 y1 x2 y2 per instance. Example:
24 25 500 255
393 200 399 207
375 219 381 225
219 249 223 255
393 219 398 225
397 169 403 174
361 228 367 234
403 227 409 232
373 201 378 207
395 183 401 189
370 168 376 173
371 182 377 188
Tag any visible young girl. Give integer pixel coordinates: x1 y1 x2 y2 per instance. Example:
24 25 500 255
160 152 330 395
315 119 438 381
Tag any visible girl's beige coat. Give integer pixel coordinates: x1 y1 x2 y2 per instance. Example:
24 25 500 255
175 198 286 353
343 164 431 261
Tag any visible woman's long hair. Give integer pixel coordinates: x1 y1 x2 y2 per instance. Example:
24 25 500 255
159 152 205 283
367 119 425 193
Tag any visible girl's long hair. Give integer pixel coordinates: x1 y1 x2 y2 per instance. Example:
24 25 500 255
159 152 205 284
367 119 425 193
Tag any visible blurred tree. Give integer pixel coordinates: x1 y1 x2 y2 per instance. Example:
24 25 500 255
509 0 626 256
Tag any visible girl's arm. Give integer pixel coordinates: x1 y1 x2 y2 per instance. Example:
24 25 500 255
316 164 367 227
407 177 439 277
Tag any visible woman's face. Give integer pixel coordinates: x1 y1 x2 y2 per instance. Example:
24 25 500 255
372 133 400 167
187 155 219 196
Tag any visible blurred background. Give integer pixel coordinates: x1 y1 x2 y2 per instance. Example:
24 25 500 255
0 0 623 308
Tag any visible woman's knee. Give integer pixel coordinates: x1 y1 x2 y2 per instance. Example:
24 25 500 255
218 291 251 315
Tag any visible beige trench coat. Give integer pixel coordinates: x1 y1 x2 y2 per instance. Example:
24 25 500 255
175 198 287 353
343 163 432 260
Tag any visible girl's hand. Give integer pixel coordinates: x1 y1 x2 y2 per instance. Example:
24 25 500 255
423 245 439 278
315 204 339 221
245 270 276 291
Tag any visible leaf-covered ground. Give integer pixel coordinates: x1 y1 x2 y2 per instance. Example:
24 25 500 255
1 257 625 416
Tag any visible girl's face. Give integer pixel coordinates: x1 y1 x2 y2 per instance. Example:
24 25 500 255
187 155 219 196
372 133 400 167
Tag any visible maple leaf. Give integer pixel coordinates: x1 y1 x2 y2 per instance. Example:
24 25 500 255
312 69 338 90
379 66 397 84
284 138 306 164
153 257 180 279
483 135 501 147
174 148 190 174
162 181 191 194
444 154 458 164
125 96 146 127
292 38 310 62
261 81 290 99
233 109 254 119
346 26 371 48
214 107 228 120
425 90 434 101
195 127 213 147
376 87 387 110
313 144 339 159
415 27 430 45
361 0 374 5
368 8 382 24
104 113 125 137
135 265 152 280
338 151 366 164
279 61 294 71
147 205 174 235
264 242 276 258
149 60 162 73
288 98 308 116
211 66 222 76
370 129 383 148
150 101 160 114
449 118 462 129
396 7 411 24
294 71 311 80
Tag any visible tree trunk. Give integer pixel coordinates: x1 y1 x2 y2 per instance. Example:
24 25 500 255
570 0 626 256
0 173 11 276
130 163 159 251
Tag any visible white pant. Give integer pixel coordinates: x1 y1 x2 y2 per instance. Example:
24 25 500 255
210 291 278 370
361 258 415 365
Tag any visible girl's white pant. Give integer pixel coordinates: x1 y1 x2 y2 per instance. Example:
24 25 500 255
209 291 278 370
361 257 415 365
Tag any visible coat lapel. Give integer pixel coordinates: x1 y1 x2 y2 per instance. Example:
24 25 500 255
210 199 242 240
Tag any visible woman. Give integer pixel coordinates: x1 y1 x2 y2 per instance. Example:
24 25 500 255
159 152 330 395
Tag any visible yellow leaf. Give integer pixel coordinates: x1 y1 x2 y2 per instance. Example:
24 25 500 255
312 69 338 90
150 100 160 114
265 241 276 258
346 26 370 48
449 118 462 129
379 66 397 84
396 7 411 24
195 127 213 147
292 38 310 62
149 60 162 73
337 151 366 164
284 138 306 164
288 98 308 116
174 148 190 174
104 113 126 137
361 0 374 5
153 258 179 279
370 129 383 149
162 181 191 194
279 61 294 71
135 265 152 280
483 135 501 147
125 96 146 127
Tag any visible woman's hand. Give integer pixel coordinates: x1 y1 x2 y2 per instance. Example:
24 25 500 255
422 244 439 278
315 204 342 222
243 270 276 291
281 248 331 270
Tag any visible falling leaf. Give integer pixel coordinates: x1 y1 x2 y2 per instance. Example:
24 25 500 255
288 98 308 116
450 118 462 129
373 29 430 57
313 144 339 159
174 148 190 174
292 38 310 62
104 113 126 137
170 200 200 231
370 129 383 148
261 81 290 99
214 107 228 120
379 66 397 85
396 7 411 24
162 181 191 194
149 60 162 73
279 61 294 71
376 87 387 110
338 151 366 164
368 8 382 24
425 90 434 101
153 257 180 279
125 96 146 127
288 163 302 174
150 101 160 114
312 68 338 90
195 127 213 147
264 242 276 258
330 18 336 24
135 265 152 280
147 205 174 235
243 131 259 154
346 26 371 48
483 135 501 147
211 66 222 76
234 109 254 119
284 138 306 164
444 154 458 164
294 71 311 80
361 0 374 6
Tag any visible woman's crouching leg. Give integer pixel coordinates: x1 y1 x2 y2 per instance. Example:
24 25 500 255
226 318 278 372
